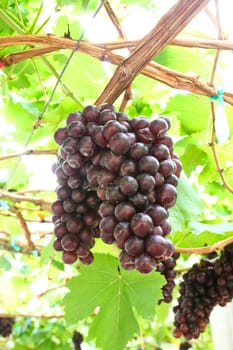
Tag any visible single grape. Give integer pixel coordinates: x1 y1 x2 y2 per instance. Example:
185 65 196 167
150 144 170 161
138 155 159 175
99 216 117 234
145 204 168 226
128 142 149 160
145 234 169 258
79 228 95 248
56 185 71 200
83 211 100 229
99 110 116 124
113 222 131 249
124 236 145 256
66 111 83 125
62 251 78 264
135 127 154 143
67 121 86 138
54 221 68 238
101 151 124 173
165 174 179 187
156 184 177 209
99 201 115 218
130 213 153 237
100 231 115 244
71 189 86 203
119 176 138 196
159 159 177 177
54 127 68 145
76 244 90 258
67 152 84 169
51 200 65 216
105 185 125 203
119 251 135 270
66 217 83 234
103 120 127 140
79 136 96 157
120 159 136 176
114 202 136 221
129 192 148 210
109 132 131 155
92 125 108 147
62 161 78 176
53 238 63 251
130 117 149 131
61 233 79 251
149 117 168 138
135 253 156 274
80 251 94 265
82 105 99 122
67 174 82 189
136 173 155 193
62 137 79 154
97 169 116 187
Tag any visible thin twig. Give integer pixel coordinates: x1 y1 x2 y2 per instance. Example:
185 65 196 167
175 235 233 254
0 189 51 211
0 313 64 319
0 149 57 161
36 282 68 298
9 206 35 250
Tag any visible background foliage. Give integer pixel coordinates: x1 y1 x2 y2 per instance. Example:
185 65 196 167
0 0 232 349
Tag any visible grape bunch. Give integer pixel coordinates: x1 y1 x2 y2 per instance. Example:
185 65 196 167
52 103 182 274
173 243 233 340
0 317 15 337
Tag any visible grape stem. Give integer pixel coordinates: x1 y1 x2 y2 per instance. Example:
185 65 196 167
0 313 64 319
175 235 233 255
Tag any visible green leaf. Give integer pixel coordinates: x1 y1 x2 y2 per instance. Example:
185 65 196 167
180 144 208 176
65 254 165 350
190 221 233 235
0 0 8 9
165 94 209 135
169 173 203 232
0 255 12 270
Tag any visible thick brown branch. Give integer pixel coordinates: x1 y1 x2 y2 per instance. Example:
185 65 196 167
1 35 233 105
0 189 51 211
95 0 211 105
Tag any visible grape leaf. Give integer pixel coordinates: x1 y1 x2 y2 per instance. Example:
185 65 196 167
190 221 233 235
64 253 165 350
169 173 203 232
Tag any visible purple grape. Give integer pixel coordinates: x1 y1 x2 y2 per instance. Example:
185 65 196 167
56 185 71 200
136 173 155 193
130 117 149 131
120 159 136 176
97 169 116 187
66 217 83 234
63 198 77 213
119 176 138 196
67 152 84 169
100 232 115 244
66 112 83 125
67 174 82 189
102 151 124 173
145 204 168 226
54 221 68 238
86 191 100 208
135 253 155 273
53 238 63 251
83 211 100 229
155 135 174 152
99 201 115 218
76 244 90 258
114 202 136 221
113 222 131 249
160 219 172 236
67 121 86 138
99 216 117 234
124 236 145 256
103 120 127 140
62 161 78 176
55 167 68 185
145 234 169 258
149 118 168 138
130 213 153 237
129 193 148 209
51 200 65 216
119 251 135 270
105 185 125 203
136 127 154 143
128 142 149 160
79 228 95 248
156 184 177 209
99 109 116 124
61 233 79 251
71 189 86 203
100 103 115 112
150 144 170 161
82 105 99 122
159 159 176 177
62 251 78 264
92 125 108 147
109 132 131 155
79 136 96 157
138 155 159 175
165 174 179 187
54 127 68 145
80 251 94 265
62 137 79 154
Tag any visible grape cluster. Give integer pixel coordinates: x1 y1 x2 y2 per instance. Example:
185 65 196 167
52 104 182 273
173 243 233 340
0 317 15 337
72 331 83 350
157 252 180 303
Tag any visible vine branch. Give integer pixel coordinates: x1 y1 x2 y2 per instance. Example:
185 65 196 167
0 149 57 161
175 235 233 255
0 189 51 211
